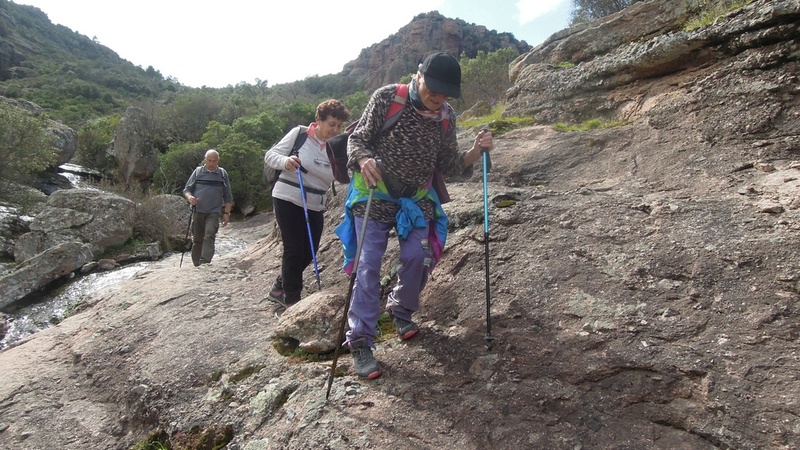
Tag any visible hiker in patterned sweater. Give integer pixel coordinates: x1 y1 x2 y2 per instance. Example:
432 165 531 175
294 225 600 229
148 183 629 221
335 52 494 379
183 149 233 267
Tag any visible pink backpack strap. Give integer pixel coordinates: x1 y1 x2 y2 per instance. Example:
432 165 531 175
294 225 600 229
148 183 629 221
381 83 408 131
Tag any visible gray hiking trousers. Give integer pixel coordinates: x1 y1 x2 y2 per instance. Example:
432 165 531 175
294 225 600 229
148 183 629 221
191 211 220 266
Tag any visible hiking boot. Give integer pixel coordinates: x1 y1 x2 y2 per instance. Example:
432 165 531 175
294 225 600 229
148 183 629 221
267 292 300 309
266 277 301 308
392 315 419 340
349 338 381 379
267 277 286 304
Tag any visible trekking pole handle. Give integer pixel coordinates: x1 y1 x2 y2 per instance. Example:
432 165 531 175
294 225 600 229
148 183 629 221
372 157 383 189
479 128 492 172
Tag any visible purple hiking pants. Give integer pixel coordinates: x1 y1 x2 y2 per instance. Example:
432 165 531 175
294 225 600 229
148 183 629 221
345 217 430 348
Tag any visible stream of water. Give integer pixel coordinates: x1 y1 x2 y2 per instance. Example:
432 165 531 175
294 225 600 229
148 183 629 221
0 263 149 350
0 165 249 350
0 232 248 350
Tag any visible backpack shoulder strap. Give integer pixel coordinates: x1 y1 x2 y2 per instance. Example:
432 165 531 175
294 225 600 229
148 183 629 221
438 103 454 140
380 83 408 132
291 125 309 155
381 83 451 135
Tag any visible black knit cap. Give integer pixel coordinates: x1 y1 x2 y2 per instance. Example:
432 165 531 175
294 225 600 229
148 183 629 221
420 52 461 99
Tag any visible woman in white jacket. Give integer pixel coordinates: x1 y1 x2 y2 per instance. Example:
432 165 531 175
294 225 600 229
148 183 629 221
264 99 350 307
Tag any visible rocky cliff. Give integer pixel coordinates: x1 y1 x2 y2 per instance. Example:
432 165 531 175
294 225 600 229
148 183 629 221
340 11 531 92
0 0 799 449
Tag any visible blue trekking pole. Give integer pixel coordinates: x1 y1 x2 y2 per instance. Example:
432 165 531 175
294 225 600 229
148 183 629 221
481 134 494 348
297 166 321 290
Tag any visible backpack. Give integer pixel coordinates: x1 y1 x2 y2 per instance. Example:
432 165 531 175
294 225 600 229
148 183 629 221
327 83 454 203
191 165 230 188
264 126 308 185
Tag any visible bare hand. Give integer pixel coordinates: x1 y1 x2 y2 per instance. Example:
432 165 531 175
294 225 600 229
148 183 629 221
475 129 494 153
358 157 382 188
285 155 301 171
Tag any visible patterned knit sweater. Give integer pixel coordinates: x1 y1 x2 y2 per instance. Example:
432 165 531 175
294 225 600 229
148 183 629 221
347 82 471 223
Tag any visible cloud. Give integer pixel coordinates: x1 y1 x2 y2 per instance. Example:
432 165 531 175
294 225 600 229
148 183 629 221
516 0 566 24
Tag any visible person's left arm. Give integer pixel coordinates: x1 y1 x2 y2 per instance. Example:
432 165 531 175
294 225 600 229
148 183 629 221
461 128 493 168
436 116 494 177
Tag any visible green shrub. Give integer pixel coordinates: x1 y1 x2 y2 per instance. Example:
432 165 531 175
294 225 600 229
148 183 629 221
154 142 207 196
460 103 535 134
216 133 271 212
76 114 120 174
553 118 629 132
684 0 756 31
0 102 57 184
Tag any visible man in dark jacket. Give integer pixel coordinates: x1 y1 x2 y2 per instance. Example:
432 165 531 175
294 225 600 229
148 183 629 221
183 149 233 267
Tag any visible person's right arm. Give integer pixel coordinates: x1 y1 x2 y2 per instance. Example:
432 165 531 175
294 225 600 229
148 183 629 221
265 127 303 172
348 86 395 187
183 169 198 205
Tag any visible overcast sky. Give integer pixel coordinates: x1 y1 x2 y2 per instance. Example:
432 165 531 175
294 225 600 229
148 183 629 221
14 0 572 88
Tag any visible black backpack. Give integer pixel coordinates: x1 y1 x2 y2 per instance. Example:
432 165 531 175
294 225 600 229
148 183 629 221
263 126 308 185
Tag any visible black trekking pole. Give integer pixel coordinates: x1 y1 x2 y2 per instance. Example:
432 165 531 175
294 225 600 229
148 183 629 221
296 166 321 290
481 142 494 349
179 205 195 268
326 183 376 400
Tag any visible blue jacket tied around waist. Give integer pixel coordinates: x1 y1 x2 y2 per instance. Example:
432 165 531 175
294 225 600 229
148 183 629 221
335 172 449 276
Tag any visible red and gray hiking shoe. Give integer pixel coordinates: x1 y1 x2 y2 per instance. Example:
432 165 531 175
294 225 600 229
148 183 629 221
267 277 283 301
267 277 283 299
392 315 419 340
349 338 381 379
268 277 298 307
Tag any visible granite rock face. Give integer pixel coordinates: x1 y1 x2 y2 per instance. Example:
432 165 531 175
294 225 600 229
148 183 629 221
1 1 799 449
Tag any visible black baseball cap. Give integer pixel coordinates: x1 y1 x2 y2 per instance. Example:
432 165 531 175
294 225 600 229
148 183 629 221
420 52 461 99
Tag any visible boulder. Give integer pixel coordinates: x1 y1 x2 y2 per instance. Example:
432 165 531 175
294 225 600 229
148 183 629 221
273 291 347 354
0 205 30 259
112 106 160 184
108 242 162 266
14 189 136 263
47 120 78 166
505 0 800 125
460 100 492 120
0 241 93 310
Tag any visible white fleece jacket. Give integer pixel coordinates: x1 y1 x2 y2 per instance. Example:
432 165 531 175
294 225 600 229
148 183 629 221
264 125 334 211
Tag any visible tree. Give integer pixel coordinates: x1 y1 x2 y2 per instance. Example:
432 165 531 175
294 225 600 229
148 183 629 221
0 102 56 185
200 121 232 149
459 48 519 110
570 0 640 25
231 112 285 149
76 114 120 175
167 89 226 142
216 133 270 211
153 141 207 195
